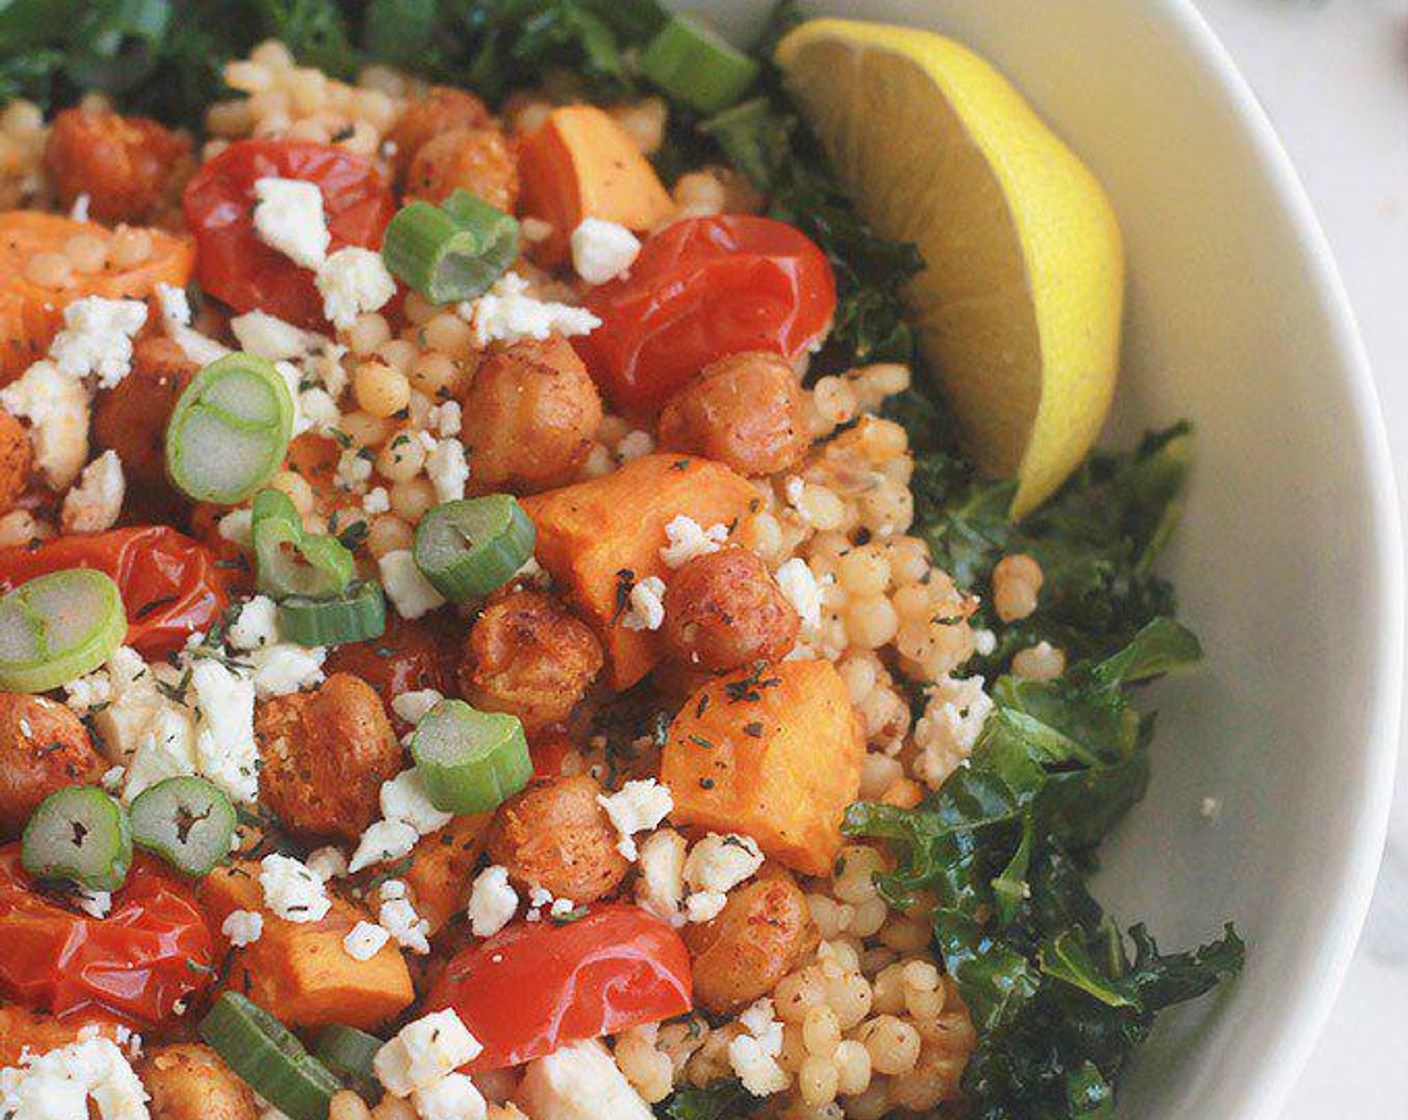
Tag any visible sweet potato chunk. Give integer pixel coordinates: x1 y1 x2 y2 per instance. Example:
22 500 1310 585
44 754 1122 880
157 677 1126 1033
521 454 754 689
661 659 864 876
201 862 414 1030
0 1005 124 1066
0 409 32 513
404 813 492 936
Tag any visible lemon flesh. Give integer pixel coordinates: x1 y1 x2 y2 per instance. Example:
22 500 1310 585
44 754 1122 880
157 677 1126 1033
775 19 1124 515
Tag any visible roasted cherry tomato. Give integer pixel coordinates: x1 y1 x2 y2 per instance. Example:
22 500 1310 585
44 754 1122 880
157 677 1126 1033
527 725 574 779
183 139 396 327
574 215 836 414
425 903 692 1069
0 525 229 658
0 845 215 1028
323 612 455 735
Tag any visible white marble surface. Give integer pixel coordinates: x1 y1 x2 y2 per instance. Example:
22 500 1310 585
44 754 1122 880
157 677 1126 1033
1189 0 1408 1112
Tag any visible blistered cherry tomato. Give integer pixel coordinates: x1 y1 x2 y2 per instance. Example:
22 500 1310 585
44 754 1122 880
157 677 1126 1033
574 215 836 414
0 845 215 1028
183 139 396 327
0 525 228 658
425 903 692 1069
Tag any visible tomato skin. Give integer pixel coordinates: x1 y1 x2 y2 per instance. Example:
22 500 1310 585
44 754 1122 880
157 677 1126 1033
0 525 228 658
183 139 396 327
574 215 837 414
425 903 692 1069
0 845 215 1029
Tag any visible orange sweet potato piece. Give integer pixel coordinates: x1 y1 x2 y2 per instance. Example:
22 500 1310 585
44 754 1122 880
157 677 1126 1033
404 813 492 936
517 105 675 264
0 1005 124 1066
201 862 414 1030
661 659 865 876
0 211 194 381
521 454 755 690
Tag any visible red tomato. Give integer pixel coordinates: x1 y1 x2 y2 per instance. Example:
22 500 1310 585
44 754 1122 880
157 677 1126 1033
527 726 574 779
0 845 215 1028
425 904 692 1069
0 526 228 658
574 215 837 414
183 139 396 327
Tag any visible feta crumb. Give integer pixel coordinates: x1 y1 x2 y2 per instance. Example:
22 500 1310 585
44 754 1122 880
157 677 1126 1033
336 448 374 492
305 846 349 882
659 515 728 569
363 486 390 514
0 359 91 489
1200 796 1222 821
189 659 260 804
391 689 444 727
230 310 317 362
221 909 264 947
154 283 191 329
259 853 331 923
684 890 726 924
0 1035 150 1120
252 177 329 269
379 550 447 620
426 400 461 438
912 676 993 790
620 575 666 632
348 818 420 873
381 768 453 834
615 430 654 462
634 829 686 925
226 596 280 651
569 218 641 285
299 388 341 435
728 999 787 1096
775 557 823 631
517 1039 652 1120
373 1011 482 1098
973 628 997 657
316 247 396 330
74 888 112 919
218 509 254 550
343 920 391 961
246 643 326 699
425 437 469 503
684 833 763 895
59 451 125 534
49 296 148 387
70 193 90 221
460 272 601 346
597 779 674 860
411 1074 486 1120
467 865 518 938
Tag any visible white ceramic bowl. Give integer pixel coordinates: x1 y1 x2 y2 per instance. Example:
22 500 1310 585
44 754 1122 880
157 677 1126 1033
698 0 1404 1116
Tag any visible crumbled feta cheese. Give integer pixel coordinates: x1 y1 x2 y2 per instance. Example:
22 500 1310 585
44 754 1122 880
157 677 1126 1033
343 920 391 961
189 659 259 804
569 218 641 285
597 779 673 860
252 177 329 269
659 515 728 569
620 575 666 632
467 865 518 939
1200 796 1222 821
379 550 447 620
348 818 419 873
259 853 331 923
0 360 91 488
684 891 726 924
305 846 348 882
548 897 579 920
912 675 993 790
316 247 396 329
411 1073 485 1120
426 400 461 438
70 193 90 221
299 388 341 435
227 596 280 651
615 430 654 462
363 486 390 514
221 909 264 947
230 310 317 362
156 283 229 366
154 283 191 329
972 628 997 657
218 509 254 550
336 448 373 492
381 769 453 834
684 833 763 895
728 999 787 1097
118 705 199 803
425 437 469 503
74 888 112 919
374 1010 482 1098
634 829 686 925
775 558 823 631
101 766 126 792
64 669 113 713
0 1036 150 1120
517 1039 652 1120
391 689 444 727
380 896 431 954
460 272 601 346
60 451 125 534
246 643 326 698
49 297 148 388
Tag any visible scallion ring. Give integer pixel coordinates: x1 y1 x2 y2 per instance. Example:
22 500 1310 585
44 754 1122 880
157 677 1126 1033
410 699 531 813
381 189 520 304
129 775 236 877
252 488 356 600
412 495 535 602
22 785 132 891
278 581 386 647
0 568 126 693
312 1025 384 1102
639 15 761 113
165 352 295 505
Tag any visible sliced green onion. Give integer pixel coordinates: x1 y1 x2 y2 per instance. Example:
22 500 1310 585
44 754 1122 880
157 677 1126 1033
313 1025 384 1102
0 569 126 693
129 775 236 877
700 97 789 191
410 699 531 813
200 993 343 1120
412 495 535 602
639 15 761 113
253 489 356 600
22 785 132 892
278 581 386 647
166 353 295 505
382 189 520 304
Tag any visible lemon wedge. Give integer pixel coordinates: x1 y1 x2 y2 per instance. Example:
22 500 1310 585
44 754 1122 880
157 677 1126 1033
775 19 1124 515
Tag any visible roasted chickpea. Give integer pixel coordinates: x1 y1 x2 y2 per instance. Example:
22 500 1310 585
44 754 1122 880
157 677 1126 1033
256 673 402 842
459 336 602 493
657 351 808 476
457 588 604 734
0 408 32 514
92 336 196 487
486 775 629 901
141 1045 259 1120
404 127 519 213
387 86 493 178
324 614 455 735
684 868 818 1014
662 548 799 672
0 694 106 837
43 107 191 224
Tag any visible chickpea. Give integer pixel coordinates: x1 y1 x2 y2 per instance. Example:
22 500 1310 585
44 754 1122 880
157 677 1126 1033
0 694 106 837
91 336 196 487
459 336 602 493
657 351 808 477
43 107 191 224
661 548 800 672
404 127 518 213
387 86 493 178
0 409 31 515
141 1044 258 1120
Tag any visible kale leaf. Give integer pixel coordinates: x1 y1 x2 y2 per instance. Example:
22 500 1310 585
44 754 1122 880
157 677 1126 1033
656 1081 754 1120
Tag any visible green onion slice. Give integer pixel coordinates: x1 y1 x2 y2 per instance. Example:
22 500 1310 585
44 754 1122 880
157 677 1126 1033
129 775 236 877
252 489 356 600
412 495 535 602
0 569 126 693
278 581 386 647
410 699 531 814
166 352 295 505
381 189 520 304
22 785 132 891
200 993 343 1120
313 1025 384 1102
639 15 761 113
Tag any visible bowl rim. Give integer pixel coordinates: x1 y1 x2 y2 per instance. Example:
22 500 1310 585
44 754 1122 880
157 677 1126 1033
1148 1 1403 1116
